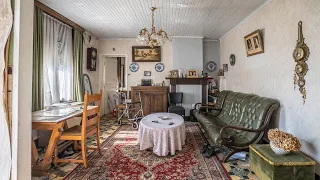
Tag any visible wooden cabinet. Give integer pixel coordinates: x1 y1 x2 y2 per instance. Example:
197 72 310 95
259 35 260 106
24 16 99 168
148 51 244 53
131 86 168 115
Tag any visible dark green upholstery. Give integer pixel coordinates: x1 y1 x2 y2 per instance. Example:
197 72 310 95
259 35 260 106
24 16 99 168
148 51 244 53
195 91 280 162
194 90 231 119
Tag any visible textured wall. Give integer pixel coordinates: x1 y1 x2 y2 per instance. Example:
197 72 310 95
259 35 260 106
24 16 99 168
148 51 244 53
172 37 203 116
98 39 173 89
220 0 320 173
203 40 220 79
83 35 99 93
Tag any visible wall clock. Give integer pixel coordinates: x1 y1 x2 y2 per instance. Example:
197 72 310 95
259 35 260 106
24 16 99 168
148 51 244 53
229 54 236 66
87 47 97 71
293 21 309 104
155 63 164 72
206 61 216 72
129 62 139 72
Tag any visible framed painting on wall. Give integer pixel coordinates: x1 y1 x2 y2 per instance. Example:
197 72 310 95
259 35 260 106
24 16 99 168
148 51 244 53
132 46 161 62
244 30 264 57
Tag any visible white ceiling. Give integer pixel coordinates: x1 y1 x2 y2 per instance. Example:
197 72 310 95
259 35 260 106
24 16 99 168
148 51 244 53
39 0 269 39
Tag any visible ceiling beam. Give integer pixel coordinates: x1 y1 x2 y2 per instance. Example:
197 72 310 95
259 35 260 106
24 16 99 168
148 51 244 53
34 0 85 32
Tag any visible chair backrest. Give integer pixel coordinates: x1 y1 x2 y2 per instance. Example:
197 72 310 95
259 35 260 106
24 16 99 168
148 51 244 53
168 92 183 105
82 90 102 133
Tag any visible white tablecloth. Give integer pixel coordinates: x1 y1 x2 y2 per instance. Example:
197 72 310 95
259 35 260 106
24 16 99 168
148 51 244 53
137 113 186 156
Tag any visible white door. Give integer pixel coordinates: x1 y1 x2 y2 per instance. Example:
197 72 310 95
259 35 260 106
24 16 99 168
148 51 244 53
102 57 118 114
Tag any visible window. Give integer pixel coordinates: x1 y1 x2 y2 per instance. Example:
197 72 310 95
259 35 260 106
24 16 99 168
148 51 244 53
43 14 73 106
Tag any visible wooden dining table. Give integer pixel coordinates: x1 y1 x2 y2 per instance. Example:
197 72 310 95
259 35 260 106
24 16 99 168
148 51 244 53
32 103 95 171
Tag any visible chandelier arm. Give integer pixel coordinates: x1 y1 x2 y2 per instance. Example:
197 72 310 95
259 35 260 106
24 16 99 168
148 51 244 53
137 7 168 47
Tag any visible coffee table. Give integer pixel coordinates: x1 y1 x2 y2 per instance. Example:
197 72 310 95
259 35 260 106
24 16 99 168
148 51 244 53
137 112 185 156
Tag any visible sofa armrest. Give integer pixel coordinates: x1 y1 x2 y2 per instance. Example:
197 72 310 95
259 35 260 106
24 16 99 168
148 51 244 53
218 125 266 145
194 103 214 110
220 125 266 135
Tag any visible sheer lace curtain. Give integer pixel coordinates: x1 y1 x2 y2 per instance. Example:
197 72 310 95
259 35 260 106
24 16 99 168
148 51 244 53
43 14 73 107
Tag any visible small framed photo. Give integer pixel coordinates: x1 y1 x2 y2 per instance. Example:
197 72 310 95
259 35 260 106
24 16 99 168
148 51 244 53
171 70 179 78
186 70 199 78
144 71 151 76
223 64 228 72
218 69 224 76
244 29 264 57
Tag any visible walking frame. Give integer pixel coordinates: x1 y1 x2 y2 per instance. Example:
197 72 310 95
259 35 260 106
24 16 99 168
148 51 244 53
117 91 144 129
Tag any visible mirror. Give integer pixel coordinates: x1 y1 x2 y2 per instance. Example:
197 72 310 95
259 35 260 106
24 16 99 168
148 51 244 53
83 74 93 95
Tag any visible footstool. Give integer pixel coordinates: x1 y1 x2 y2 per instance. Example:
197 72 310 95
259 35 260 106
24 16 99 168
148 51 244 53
249 144 316 180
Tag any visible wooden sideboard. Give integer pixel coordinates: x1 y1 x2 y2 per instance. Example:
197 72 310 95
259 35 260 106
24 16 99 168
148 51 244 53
131 86 168 115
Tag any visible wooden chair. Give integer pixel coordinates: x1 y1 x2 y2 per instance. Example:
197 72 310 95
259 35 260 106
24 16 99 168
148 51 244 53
53 90 102 168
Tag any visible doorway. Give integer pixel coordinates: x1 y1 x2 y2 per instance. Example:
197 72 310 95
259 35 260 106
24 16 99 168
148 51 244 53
100 55 127 115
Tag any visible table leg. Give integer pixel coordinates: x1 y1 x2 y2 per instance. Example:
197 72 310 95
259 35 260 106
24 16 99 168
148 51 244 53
34 122 64 171
32 139 39 166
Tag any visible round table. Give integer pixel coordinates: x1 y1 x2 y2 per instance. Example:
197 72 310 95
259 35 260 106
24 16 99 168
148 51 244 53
137 112 186 156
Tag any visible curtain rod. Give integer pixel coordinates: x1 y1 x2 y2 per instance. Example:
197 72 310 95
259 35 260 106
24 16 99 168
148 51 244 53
34 0 85 32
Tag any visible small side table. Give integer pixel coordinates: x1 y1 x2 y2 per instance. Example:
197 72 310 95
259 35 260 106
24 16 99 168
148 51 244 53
249 144 316 180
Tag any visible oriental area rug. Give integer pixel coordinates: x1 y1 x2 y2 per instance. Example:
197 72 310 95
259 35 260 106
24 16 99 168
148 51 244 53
32 116 257 180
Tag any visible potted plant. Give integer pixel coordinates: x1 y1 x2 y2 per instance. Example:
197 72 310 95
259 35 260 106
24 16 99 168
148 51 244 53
268 128 301 155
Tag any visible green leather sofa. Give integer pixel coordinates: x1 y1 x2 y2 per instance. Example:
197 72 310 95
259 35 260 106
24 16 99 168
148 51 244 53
194 91 280 162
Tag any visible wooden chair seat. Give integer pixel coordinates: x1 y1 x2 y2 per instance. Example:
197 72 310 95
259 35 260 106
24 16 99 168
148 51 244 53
61 125 96 136
53 90 102 168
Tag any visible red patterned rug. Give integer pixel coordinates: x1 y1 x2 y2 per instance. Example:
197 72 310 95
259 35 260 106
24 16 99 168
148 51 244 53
64 123 230 180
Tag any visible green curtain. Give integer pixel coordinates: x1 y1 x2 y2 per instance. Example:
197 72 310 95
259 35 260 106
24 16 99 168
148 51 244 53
73 29 84 102
32 6 44 111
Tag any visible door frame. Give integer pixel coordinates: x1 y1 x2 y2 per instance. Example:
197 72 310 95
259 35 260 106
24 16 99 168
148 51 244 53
99 54 128 115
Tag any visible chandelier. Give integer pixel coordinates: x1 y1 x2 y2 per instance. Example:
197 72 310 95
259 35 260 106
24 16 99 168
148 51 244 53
136 7 169 48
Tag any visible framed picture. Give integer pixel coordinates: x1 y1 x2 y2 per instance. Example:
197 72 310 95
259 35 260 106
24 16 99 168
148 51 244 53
223 64 228 72
132 46 161 62
186 70 199 78
244 30 264 57
171 70 179 78
144 71 151 76
218 69 224 76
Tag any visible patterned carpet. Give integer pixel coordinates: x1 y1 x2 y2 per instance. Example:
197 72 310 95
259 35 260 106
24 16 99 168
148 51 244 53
32 115 258 180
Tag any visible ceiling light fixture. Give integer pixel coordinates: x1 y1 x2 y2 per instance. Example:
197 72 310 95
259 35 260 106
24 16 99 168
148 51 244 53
136 7 169 48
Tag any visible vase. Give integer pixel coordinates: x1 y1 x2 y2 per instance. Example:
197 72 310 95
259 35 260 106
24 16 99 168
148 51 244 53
270 141 290 156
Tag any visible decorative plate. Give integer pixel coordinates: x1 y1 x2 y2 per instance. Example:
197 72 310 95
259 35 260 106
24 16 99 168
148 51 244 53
158 116 171 120
206 61 216 72
155 63 165 72
129 63 139 72
229 54 236 66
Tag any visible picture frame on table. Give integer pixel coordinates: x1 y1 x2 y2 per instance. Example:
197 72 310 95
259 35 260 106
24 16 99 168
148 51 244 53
186 70 199 78
144 71 151 76
171 70 179 78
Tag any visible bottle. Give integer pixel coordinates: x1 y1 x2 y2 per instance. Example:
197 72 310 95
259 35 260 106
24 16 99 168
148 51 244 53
201 71 204 78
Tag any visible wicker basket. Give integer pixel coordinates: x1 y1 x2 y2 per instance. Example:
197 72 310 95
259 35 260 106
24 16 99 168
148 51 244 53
270 141 290 156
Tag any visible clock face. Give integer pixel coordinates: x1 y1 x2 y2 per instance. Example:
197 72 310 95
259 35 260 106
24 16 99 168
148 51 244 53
91 50 97 58
295 64 303 73
295 62 308 77
293 47 304 61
